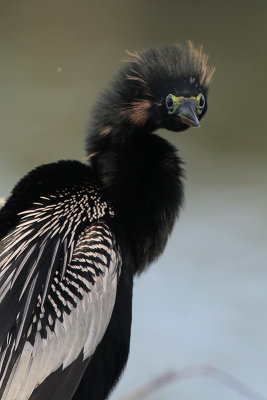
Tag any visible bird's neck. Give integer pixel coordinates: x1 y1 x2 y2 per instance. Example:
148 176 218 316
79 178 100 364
89 123 184 273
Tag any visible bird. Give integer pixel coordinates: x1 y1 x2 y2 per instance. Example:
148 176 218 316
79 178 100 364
0 42 214 400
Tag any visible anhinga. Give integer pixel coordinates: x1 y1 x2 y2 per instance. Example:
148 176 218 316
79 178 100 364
0 42 214 399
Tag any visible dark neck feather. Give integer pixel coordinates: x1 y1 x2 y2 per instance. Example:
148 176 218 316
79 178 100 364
88 122 184 273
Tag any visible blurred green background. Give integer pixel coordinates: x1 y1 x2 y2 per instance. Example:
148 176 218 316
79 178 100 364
0 1 266 399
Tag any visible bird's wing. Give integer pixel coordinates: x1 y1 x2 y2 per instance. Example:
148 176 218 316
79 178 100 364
0 184 120 400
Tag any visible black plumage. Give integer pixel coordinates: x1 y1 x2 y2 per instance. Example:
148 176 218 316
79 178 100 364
0 42 214 399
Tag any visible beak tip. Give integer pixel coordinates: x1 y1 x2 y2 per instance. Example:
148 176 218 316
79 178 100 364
179 114 199 128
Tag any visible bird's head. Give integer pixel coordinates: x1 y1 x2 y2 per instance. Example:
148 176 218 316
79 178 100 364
116 41 215 133
87 42 215 157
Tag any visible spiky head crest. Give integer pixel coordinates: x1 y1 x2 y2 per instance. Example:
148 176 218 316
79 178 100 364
124 41 215 96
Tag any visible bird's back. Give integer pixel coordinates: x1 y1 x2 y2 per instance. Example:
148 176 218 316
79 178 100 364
0 160 123 399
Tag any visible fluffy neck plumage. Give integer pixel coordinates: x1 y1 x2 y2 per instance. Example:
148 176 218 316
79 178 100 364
88 122 184 273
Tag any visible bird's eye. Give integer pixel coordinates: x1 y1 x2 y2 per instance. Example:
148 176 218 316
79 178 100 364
165 94 174 113
197 93 205 111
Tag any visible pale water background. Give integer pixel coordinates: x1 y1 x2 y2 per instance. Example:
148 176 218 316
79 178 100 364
0 1 266 399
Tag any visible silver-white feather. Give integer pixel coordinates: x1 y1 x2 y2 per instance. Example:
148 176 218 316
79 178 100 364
1 224 121 400
0 185 117 399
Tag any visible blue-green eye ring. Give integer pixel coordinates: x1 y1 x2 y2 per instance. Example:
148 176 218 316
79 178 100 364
166 93 205 115
165 94 174 114
197 93 205 111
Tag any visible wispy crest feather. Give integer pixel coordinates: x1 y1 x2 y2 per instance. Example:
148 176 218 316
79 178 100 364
124 41 215 89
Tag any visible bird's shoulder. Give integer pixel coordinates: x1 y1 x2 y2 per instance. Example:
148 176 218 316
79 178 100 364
0 160 114 239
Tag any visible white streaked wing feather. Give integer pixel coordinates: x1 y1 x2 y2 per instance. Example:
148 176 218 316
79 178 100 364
1 224 121 400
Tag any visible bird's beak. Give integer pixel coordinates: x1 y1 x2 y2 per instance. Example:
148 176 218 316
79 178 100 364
178 101 199 127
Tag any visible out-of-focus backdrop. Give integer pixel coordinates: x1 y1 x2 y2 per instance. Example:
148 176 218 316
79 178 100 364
0 1 266 399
